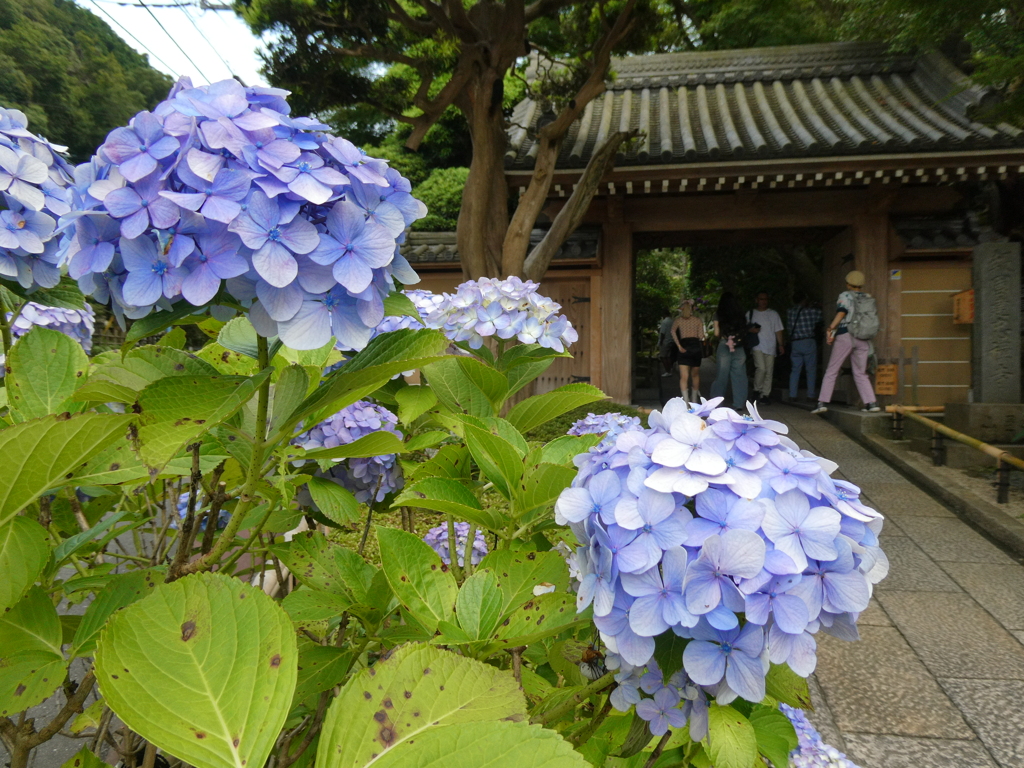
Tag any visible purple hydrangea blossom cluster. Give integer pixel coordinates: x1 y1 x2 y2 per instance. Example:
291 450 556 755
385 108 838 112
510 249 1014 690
63 78 426 348
568 412 643 451
554 397 887 739
0 106 75 289
293 401 404 503
422 276 578 351
423 521 489 567
781 704 862 767
8 301 95 353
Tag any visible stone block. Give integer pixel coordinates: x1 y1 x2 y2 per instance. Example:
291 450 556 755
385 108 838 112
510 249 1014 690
940 679 1024 768
972 242 1021 403
813 626 972 738
878 591 1024 680
944 402 1024 444
842 734 997 768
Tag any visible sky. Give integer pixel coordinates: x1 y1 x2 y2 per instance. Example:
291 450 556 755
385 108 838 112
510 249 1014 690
74 0 271 88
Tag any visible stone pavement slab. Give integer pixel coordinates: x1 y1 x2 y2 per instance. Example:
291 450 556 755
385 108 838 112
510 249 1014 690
941 562 1024 631
872 537 963 593
939 679 1024 768
878 589 1024 681
813 626 973 738
842 734 999 768
891 517 1017 565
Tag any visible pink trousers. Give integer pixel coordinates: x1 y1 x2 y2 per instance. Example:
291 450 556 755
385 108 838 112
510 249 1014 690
818 332 876 404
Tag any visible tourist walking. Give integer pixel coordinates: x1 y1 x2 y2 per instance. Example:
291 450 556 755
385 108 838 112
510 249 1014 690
787 292 823 401
747 291 785 404
672 299 705 402
709 292 749 410
812 270 881 414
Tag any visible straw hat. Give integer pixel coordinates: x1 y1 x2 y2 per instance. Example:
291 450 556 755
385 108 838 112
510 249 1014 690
845 270 865 287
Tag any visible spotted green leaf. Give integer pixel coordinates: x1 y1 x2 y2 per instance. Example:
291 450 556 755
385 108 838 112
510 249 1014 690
0 413 133 522
376 527 458 633
705 704 757 768
72 568 163 657
0 517 49 611
94 572 297 768
317 643 584 768
0 586 67 716
6 327 88 421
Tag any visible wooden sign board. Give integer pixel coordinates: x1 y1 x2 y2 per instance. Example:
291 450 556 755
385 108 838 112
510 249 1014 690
953 289 974 324
875 364 899 396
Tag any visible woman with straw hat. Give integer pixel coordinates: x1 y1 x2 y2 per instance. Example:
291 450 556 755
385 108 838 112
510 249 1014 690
812 270 880 414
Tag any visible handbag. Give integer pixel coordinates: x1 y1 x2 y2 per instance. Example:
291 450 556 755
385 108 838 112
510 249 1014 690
743 311 761 353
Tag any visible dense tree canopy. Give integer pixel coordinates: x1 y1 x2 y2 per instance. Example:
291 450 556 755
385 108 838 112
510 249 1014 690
0 0 172 161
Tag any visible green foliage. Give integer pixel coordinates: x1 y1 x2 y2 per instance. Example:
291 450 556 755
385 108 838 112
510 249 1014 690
0 282 823 768
411 167 470 231
634 248 688 357
0 0 172 160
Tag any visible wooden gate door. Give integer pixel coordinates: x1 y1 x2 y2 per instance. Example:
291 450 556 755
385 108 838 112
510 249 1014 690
534 278 592 394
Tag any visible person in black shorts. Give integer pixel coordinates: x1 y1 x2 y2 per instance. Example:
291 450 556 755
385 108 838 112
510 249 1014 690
672 299 706 402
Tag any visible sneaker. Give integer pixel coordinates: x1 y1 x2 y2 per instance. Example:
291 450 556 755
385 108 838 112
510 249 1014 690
760 396 773 406
811 403 828 414
861 402 881 413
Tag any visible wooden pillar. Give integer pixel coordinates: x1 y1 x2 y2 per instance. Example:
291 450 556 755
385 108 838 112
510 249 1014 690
853 212 893 360
601 197 633 404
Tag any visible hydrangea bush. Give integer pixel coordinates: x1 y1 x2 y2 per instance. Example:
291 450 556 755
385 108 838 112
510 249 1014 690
0 89 884 768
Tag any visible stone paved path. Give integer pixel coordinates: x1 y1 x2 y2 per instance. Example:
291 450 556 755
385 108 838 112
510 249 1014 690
775 404 1024 768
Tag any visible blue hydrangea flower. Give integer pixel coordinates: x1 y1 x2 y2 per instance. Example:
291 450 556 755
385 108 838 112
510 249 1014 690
423 276 578 351
423 521 488 567
0 107 74 290
293 400 404 503
64 77 427 350
554 394 887 735
782 704 863 767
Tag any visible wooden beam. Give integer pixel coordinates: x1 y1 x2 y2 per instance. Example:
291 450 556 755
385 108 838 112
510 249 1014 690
601 201 633 404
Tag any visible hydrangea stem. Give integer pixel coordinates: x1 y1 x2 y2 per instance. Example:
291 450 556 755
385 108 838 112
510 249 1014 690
530 670 616 725
179 335 272 578
445 514 463 581
0 290 13 360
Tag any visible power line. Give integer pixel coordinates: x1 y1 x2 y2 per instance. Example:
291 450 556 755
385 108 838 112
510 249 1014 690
135 0 215 83
86 0 179 75
177 3 240 81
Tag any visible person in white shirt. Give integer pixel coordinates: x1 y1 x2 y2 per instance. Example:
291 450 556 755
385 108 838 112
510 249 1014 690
747 292 784 405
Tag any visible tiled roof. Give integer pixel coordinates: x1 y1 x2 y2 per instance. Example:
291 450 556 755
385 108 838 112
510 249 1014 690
505 42 1023 170
400 228 599 265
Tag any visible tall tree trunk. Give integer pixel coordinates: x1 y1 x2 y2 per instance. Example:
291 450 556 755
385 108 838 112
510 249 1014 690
456 86 509 280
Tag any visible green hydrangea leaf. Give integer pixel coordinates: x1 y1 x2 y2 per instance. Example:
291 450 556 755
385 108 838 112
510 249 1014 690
0 516 50 611
6 327 89 421
94 572 297 768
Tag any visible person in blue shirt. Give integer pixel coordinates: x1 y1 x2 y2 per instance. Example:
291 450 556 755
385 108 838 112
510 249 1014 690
786 293 823 401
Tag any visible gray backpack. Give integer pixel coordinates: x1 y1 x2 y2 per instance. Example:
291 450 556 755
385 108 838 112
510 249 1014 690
847 292 879 340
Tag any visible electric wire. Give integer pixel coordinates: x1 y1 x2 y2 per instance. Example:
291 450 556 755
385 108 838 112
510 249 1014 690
177 3 239 80
135 0 215 82
85 0 180 75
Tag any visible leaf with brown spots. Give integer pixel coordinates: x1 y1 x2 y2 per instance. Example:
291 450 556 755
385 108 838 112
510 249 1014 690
0 587 68 716
7 327 89 422
318 644 541 768
59 746 106 768
95 573 296 768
